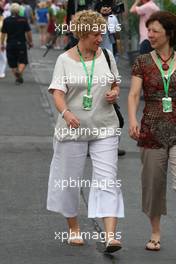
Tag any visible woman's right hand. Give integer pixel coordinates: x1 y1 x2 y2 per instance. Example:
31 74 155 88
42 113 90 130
129 119 140 141
64 111 80 129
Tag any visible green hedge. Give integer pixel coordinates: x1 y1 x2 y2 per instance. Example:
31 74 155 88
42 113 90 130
163 0 176 13
128 0 139 35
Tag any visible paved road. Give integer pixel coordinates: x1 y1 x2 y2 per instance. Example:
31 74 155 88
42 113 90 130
0 33 176 264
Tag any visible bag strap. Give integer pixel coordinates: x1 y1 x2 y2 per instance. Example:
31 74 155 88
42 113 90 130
102 48 111 70
102 48 124 128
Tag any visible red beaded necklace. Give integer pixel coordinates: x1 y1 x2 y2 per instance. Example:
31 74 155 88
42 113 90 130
156 50 174 71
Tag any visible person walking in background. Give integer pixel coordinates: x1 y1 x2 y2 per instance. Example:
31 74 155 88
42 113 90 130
128 11 176 251
96 3 115 53
35 1 48 48
95 2 120 56
46 0 59 49
95 1 126 156
2 0 10 18
66 0 92 24
0 3 33 84
130 0 159 54
54 2 66 50
64 0 92 51
19 0 34 25
0 0 6 78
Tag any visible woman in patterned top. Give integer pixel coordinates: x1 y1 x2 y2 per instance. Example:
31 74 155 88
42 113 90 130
128 11 176 251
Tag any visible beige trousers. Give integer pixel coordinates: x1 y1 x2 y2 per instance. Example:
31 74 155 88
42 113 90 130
140 146 176 217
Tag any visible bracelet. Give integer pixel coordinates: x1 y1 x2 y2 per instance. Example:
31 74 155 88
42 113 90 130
61 108 70 118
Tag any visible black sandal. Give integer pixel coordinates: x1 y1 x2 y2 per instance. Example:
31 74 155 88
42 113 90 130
104 238 122 253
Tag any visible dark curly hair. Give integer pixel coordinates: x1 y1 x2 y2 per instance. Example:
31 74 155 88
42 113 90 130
146 11 176 47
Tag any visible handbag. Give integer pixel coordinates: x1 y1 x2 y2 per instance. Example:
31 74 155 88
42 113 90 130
102 49 124 128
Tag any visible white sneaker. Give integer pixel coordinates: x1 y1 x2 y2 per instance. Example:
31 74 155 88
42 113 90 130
40 45 47 49
0 73 5 78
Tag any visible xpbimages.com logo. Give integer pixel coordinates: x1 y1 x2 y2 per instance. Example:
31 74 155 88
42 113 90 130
54 231 122 243
54 178 122 190
54 127 122 139
52 73 122 86
55 22 122 35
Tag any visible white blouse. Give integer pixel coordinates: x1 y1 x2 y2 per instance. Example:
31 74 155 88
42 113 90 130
49 49 121 141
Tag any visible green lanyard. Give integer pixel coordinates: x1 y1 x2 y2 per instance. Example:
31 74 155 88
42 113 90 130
157 56 174 98
79 0 86 6
77 46 96 96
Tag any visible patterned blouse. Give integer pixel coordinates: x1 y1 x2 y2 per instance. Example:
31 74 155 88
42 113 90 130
132 52 176 149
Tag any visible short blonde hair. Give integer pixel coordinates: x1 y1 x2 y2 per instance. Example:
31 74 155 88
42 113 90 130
10 3 20 14
72 10 106 39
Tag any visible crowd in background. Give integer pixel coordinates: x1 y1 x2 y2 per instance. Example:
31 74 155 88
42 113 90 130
0 0 125 50
0 0 68 49
0 0 125 80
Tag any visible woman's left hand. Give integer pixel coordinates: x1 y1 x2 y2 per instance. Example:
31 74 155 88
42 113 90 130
105 88 119 104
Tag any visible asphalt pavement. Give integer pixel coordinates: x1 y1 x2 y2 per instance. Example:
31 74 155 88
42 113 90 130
0 32 176 264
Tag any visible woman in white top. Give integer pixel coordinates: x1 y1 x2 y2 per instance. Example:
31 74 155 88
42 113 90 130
47 10 124 253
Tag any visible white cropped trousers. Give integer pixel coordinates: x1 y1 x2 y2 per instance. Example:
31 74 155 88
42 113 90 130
47 136 124 218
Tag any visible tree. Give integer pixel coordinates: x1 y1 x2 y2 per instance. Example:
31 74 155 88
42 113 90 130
163 0 176 13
